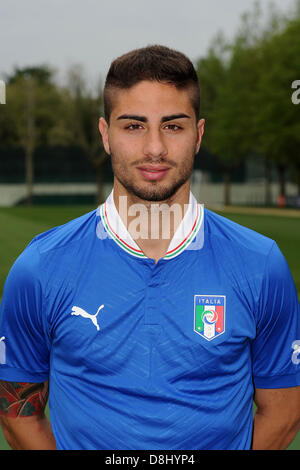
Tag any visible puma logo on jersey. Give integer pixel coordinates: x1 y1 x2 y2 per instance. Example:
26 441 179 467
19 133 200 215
71 305 104 331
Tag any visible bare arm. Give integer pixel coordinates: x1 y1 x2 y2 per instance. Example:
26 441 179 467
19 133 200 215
252 386 300 450
0 380 56 450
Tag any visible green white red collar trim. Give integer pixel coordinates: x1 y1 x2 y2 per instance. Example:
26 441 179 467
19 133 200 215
99 191 204 260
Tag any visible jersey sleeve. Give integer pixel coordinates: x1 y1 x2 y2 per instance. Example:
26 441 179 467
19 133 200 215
0 240 50 383
251 241 300 389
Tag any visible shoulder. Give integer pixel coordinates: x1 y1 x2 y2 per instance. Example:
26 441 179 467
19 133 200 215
30 208 98 255
204 208 275 260
202 209 297 312
7 208 99 283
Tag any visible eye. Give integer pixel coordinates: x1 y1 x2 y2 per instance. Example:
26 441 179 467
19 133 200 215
164 124 182 131
125 123 143 130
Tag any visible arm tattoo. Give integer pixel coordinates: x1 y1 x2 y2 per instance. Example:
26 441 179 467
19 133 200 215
0 380 49 417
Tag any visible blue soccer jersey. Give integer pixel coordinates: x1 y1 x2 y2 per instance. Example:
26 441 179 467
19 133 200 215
0 191 299 450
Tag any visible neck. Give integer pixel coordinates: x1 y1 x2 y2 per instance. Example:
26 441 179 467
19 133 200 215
113 181 191 262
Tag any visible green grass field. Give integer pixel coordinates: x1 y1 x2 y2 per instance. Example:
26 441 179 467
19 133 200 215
0 205 299 450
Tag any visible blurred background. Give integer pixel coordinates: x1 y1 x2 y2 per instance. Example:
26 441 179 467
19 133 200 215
0 0 299 450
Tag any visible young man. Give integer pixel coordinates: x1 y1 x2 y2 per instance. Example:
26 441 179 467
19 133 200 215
0 45 299 450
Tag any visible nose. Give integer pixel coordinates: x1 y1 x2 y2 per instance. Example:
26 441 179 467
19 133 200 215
143 128 167 159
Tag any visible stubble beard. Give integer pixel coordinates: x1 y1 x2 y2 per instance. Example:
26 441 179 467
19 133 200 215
111 153 195 202
110 149 195 202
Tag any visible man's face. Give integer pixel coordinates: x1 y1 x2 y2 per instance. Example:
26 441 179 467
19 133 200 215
99 80 204 202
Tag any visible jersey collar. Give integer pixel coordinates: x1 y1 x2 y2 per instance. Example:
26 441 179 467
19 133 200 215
99 190 204 260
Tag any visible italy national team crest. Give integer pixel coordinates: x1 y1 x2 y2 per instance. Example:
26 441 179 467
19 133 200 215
194 295 226 341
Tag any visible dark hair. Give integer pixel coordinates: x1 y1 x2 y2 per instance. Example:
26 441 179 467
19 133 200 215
103 45 200 122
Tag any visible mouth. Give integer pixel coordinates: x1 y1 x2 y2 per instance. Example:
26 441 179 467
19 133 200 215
137 165 171 181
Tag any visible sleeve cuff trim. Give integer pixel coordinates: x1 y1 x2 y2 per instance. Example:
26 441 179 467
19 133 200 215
253 371 300 388
0 365 48 383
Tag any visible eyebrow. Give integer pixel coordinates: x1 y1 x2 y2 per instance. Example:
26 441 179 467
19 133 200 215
116 113 191 123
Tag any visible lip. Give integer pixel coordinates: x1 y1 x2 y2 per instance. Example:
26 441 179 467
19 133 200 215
137 165 171 181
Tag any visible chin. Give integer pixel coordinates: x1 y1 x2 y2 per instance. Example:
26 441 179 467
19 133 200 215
126 181 188 202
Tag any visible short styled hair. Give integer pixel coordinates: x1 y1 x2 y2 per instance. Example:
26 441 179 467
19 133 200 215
103 45 200 122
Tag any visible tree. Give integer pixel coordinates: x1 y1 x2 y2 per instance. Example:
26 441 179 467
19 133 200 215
196 0 300 206
66 65 106 204
197 31 260 205
254 14 300 202
5 66 62 204
196 34 232 203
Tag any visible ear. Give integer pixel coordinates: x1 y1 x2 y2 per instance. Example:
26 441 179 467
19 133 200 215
99 117 111 155
195 118 205 154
